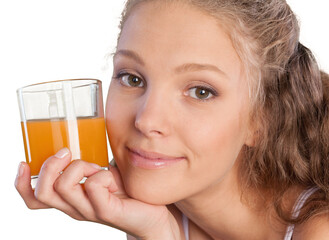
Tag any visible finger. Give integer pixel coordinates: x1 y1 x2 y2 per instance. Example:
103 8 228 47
84 170 123 225
84 169 159 236
108 166 126 196
85 167 169 237
34 148 85 220
54 160 102 220
15 162 49 209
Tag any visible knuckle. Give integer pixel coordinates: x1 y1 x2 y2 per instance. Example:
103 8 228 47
70 159 85 168
27 205 36 210
80 211 97 222
106 170 114 179
72 216 85 221
54 177 69 194
99 169 114 181
40 157 57 174
95 209 110 222
69 212 86 221
84 178 99 192
26 202 41 210
34 188 49 204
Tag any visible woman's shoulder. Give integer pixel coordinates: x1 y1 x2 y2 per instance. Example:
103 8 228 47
293 213 329 240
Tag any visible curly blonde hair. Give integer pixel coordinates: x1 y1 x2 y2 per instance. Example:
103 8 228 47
116 0 329 225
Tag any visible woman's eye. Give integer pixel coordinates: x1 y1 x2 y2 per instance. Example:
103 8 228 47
187 87 214 100
119 74 144 88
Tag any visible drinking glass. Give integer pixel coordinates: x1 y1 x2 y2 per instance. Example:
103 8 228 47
17 79 109 188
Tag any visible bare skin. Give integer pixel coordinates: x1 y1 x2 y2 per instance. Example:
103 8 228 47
15 1 329 239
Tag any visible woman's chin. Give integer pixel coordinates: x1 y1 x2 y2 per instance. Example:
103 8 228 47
122 178 180 205
127 186 171 205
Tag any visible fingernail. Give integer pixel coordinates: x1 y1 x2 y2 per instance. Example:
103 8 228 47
90 163 102 170
55 148 70 159
17 162 25 177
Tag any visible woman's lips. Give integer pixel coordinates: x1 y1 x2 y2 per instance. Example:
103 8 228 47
126 147 186 169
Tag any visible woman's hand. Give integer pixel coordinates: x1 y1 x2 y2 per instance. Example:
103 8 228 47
15 148 181 240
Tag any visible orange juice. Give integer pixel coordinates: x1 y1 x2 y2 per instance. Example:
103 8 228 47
21 117 109 176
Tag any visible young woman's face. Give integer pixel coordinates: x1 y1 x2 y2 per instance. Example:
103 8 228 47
106 1 252 204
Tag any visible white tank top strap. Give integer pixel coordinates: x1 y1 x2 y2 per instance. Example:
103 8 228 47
182 213 190 240
283 186 319 240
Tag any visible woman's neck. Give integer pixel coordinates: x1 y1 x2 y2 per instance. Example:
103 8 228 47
174 162 287 240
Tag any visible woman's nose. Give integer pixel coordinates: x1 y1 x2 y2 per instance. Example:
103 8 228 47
134 90 172 138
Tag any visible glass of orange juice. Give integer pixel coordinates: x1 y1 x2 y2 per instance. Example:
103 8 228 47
17 79 109 188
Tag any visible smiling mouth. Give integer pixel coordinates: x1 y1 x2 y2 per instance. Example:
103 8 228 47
126 146 186 169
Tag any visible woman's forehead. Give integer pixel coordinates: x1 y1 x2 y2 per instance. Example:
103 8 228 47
117 1 243 83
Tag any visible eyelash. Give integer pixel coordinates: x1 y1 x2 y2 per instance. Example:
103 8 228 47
187 85 219 102
113 71 219 101
114 72 145 87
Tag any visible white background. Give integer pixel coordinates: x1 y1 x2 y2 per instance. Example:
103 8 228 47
0 1 328 239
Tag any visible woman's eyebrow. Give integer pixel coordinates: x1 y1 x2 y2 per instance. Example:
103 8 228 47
174 63 227 77
113 49 145 65
113 49 228 77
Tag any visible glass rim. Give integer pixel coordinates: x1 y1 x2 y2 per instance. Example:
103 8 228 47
17 78 102 93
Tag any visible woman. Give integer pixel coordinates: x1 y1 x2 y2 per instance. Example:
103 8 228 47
15 0 329 239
